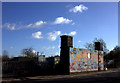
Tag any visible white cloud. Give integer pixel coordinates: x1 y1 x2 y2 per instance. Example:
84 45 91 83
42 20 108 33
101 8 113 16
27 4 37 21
58 45 60 48
53 17 72 24
32 50 36 53
69 31 76 36
3 20 46 31
4 23 16 30
62 31 77 36
63 33 68 35
10 46 14 49
78 40 82 43
42 46 55 50
27 24 33 27
32 31 43 39
55 52 60 56
11 26 15 30
50 46 55 49
69 4 88 13
72 22 75 25
27 21 46 28
48 31 61 41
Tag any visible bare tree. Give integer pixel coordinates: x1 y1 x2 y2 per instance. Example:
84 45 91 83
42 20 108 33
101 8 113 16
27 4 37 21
84 42 94 50
21 47 36 58
2 50 9 61
113 46 120 51
84 37 109 53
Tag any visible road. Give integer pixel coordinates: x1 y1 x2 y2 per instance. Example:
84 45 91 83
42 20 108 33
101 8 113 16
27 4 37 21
2 68 120 83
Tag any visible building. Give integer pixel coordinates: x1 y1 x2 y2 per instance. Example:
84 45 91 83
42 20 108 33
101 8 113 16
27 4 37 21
38 55 46 62
60 35 104 74
69 48 104 72
54 55 60 64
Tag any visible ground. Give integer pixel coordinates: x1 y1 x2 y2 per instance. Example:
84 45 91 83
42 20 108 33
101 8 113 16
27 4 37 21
2 68 120 83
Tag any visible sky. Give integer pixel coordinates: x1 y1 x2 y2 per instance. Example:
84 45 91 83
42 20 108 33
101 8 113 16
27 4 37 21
2 2 118 57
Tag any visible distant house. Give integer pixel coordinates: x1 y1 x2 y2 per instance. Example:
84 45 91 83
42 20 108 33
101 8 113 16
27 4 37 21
54 55 60 64
38 55 46 62
46 55 60 65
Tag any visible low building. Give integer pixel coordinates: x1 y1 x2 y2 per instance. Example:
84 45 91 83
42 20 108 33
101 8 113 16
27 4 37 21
38 55 46 62
54 55 60 64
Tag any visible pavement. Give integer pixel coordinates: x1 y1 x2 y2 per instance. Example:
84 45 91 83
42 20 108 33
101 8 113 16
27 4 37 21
1 68 120 83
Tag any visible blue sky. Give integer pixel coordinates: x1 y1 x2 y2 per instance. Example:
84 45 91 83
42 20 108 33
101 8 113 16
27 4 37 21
2 2 118 57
